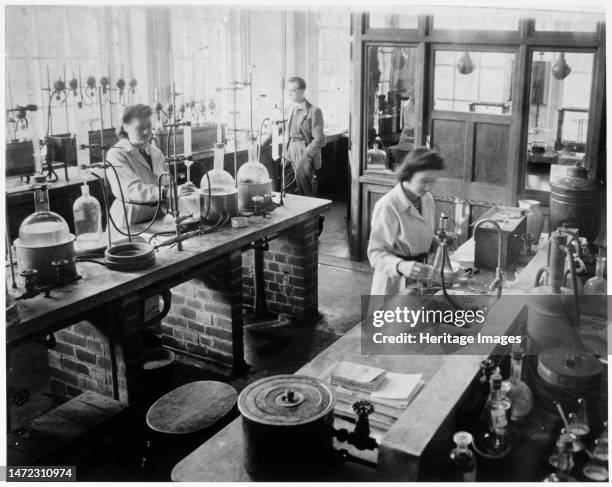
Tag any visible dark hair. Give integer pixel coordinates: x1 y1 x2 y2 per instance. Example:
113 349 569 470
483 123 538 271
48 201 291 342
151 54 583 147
396 147 445 182
117 104 153 138
287 76 306 90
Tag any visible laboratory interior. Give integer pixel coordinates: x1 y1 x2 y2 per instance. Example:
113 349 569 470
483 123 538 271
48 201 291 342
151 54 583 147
4 4 609 483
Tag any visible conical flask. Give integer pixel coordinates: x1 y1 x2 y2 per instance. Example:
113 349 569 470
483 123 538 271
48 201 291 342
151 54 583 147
431 213 455 285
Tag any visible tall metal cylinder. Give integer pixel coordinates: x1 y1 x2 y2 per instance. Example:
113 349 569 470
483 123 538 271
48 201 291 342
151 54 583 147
549 165 600 241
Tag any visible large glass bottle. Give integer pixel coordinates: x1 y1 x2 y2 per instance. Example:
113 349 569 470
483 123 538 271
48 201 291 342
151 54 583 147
73 182 104 249
504 347 533 421
458 359 496 431
448 431 477 482
474 374 511 458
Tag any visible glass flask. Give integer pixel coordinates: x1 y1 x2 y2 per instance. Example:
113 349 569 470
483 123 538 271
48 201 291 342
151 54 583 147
73 183 104 249
448 431 477 482
237 160 271 185
583 256 607 295
430 213 455 285
199 144 238 220
592 436 608 463
18 178 71 246
544 432 576 482
503 346 533 421
200 168 237 195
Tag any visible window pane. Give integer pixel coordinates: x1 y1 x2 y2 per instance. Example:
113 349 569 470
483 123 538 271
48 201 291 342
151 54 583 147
365 45 418 171
534 11 602 32
524 51 594 192
369 14 419 29
432 7 519 30
433 51 514 114
317 12 351 132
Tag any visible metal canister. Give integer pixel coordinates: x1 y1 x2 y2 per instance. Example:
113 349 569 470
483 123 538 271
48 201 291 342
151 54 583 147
550 164 601 241
238 374 335 480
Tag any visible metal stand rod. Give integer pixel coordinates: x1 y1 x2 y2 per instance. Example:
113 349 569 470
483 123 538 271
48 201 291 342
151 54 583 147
233 85 238 185
63 65 69 133
6 208 17 288
98 86 113 247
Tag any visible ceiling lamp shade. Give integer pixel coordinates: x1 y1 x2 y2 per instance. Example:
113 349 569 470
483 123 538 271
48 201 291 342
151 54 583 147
552 52 572 80
456 52 475 75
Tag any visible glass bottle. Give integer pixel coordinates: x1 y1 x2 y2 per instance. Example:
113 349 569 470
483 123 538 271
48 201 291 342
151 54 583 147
504 347 533 421
73 182 103 249
474 374 511 458
449 431 477 482
583 256 607 295
544 432 576 482
457 359 496 431
430 213 455 285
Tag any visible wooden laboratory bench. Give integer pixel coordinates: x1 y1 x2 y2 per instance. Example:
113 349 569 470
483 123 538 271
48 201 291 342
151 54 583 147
171 238 606 482
7 194 331 404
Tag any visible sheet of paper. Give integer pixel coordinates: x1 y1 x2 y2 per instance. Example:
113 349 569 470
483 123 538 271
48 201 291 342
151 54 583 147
371 372 423 400
331 360 386 384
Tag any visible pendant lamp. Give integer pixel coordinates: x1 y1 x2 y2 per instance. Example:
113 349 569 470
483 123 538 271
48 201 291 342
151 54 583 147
456 52 475 75
552 52 572 80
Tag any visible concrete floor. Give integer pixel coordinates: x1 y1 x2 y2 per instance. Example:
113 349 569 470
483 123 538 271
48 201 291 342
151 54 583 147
7 197 374 480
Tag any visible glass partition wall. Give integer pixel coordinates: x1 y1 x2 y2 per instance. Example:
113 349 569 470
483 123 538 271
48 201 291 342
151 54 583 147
524 50 594 192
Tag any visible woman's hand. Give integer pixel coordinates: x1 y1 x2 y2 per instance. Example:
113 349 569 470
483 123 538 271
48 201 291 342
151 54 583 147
398 261 433 280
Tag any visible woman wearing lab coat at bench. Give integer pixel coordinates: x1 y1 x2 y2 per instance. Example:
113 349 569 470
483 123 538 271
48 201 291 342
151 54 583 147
368 148 446 296
106 104 169 229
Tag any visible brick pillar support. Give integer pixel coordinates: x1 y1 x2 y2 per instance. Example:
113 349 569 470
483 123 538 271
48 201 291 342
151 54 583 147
160 249 245 371
48 294 146 404
243 216 319 324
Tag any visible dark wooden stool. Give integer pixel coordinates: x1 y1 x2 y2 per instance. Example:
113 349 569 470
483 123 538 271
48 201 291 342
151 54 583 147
141 381 237 479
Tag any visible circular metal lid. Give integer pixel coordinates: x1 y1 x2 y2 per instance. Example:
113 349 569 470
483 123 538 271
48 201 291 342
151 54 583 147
537 348 603 388
238 375 334 426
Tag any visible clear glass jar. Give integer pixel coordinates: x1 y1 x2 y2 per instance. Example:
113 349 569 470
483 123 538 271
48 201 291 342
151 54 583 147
73 183 104 249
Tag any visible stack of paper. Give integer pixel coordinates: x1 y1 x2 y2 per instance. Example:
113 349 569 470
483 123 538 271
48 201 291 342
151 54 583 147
371 372 423 408
330 361 386 393
332 372 424 432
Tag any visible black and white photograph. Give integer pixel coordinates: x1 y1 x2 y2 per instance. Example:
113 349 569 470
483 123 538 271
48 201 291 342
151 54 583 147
2 1 609 483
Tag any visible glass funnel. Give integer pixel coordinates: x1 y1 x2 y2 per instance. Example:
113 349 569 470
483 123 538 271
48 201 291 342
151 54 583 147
18 179 71 246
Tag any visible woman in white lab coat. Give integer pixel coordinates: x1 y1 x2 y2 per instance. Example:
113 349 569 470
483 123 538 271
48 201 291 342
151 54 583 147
368 148 445 295
106 104 168 228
